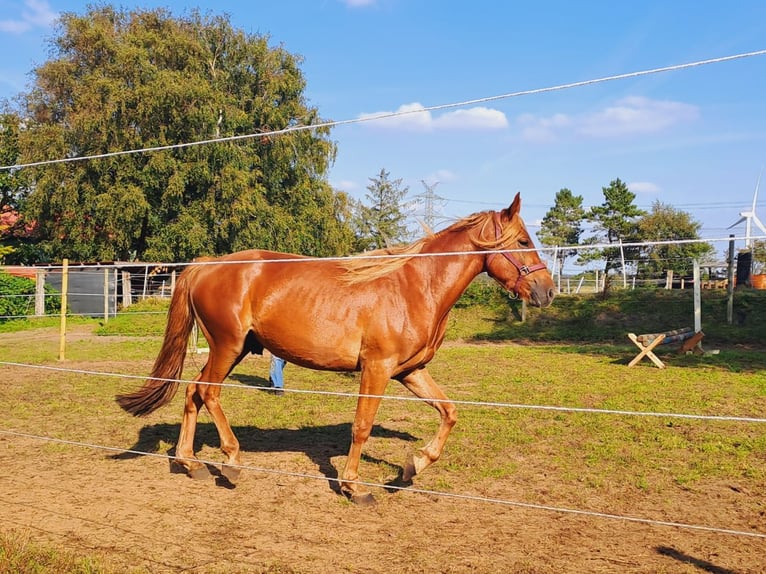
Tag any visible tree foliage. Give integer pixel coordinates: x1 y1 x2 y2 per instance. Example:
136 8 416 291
11 6 354 262
751 239 766 275
579 178 646 276
538 188 585 278
0 113 38 263
353 168 411 251
636 201 714 277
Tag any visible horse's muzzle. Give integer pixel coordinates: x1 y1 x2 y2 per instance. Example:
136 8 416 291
529 285 556 308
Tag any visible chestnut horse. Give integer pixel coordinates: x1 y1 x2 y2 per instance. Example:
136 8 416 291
116 193 555 505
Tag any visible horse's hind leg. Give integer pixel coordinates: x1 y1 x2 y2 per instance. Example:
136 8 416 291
194 341 249 483
174 342 247 482
399 367 457 482
175 376 211 480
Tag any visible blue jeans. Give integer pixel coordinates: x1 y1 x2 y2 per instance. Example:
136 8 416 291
269 356 286 389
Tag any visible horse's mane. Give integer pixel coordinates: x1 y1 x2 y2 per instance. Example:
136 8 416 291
338 235 433 284
339 210 522 284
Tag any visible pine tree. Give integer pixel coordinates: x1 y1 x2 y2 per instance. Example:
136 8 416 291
354 168 411 251
538 188 585 280
579 178 646 279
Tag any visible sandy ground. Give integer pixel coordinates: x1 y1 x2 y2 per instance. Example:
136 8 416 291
0 327 764 573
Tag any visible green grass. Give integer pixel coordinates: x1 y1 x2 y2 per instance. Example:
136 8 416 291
0 530 119 574
454 288 766 347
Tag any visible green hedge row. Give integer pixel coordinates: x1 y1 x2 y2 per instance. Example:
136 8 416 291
0 271 61 320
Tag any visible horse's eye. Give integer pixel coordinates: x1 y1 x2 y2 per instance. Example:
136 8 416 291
519 238 529 247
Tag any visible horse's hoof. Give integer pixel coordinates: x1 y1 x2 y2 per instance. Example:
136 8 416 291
188 465 212 480
350 492 377 507
402 455 416 482
220 464 241 483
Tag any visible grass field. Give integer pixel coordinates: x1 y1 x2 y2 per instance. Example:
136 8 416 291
1 291 765 573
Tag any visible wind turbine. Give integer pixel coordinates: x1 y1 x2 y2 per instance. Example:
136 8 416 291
728 169 766 248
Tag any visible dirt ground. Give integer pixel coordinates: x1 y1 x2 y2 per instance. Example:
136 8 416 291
0 328 764 573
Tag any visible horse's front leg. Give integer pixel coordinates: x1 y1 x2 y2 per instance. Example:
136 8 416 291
174 378 211 480
340 364 390 506
399 367 457 482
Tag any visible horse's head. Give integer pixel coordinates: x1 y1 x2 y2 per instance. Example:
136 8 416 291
481 193 556 307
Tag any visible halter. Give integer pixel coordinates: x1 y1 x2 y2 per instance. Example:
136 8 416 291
485 213 547 298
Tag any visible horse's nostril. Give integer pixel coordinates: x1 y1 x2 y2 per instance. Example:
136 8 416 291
548 288 556 300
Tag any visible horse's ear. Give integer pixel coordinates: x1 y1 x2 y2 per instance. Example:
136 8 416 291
500 192 522 221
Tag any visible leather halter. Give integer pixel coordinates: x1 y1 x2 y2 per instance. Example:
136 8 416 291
485 213 547 297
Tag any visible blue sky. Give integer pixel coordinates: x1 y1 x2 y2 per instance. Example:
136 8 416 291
1 0 766 254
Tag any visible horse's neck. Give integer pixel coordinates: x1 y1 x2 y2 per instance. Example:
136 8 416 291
414 228 485 308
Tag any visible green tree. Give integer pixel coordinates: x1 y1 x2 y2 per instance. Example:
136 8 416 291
0 112 39 263
538 188 585 280
636 201 714 278
750 239 766 274
579 178 646 280
353 168 411 251
11 6 354 262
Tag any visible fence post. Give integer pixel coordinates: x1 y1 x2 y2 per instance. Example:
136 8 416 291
59 259 68 361
726 235 735 324
619 239 627 288
122 271 132 308
142 263 149 300
35 269 45 316
103 267 109 323
693 260 701 335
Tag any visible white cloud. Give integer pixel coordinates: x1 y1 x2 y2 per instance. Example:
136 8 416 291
628 181 661 194
579 96 699 137
518 96 699 143
342 0 376 6
0 0 57 34
434 107 508 130
518 112 572 143
358 102 508 131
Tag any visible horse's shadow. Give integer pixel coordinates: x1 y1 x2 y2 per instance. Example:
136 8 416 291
112 420 418 494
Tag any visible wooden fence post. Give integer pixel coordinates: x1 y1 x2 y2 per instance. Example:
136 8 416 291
103 267 109 323
665 269 673 289
693 260 701 335
58 259 68 361
35 269 45 316
122 271 132 308
726 235 735 325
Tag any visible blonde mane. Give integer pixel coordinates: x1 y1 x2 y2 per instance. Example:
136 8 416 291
338 210 525 284
338 234 433 284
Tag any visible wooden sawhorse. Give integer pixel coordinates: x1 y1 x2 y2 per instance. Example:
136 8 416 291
627 327 705 369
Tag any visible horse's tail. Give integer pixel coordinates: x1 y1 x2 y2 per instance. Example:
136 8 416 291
115 268 198 417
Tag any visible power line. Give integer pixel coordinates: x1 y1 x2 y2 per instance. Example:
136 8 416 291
2 49 765 171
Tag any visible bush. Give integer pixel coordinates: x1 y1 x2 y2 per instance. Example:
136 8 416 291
455 275 510 309
0 271 61 320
